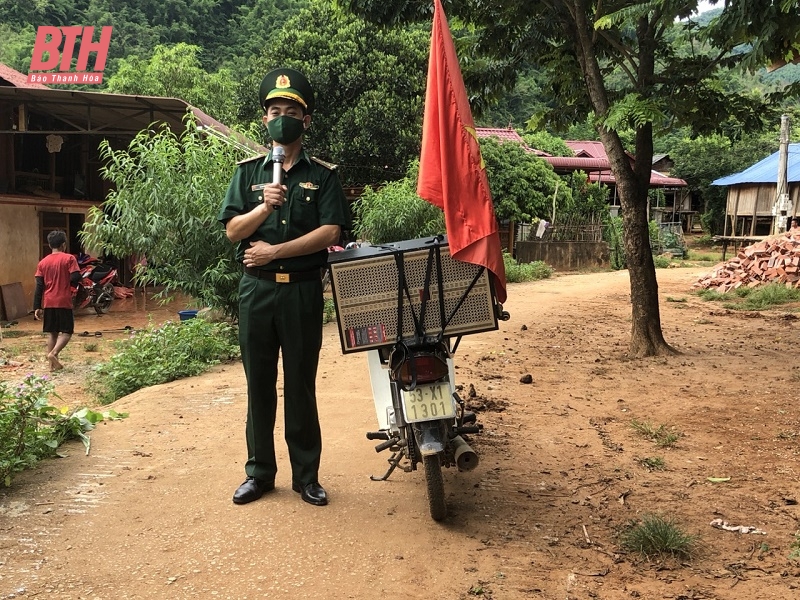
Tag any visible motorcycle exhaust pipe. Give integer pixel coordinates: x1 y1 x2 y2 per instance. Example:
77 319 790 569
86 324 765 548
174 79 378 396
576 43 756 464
451 435 479 471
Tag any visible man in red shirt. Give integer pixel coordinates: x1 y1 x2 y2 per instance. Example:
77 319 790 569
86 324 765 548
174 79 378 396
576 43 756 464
33 230 81 371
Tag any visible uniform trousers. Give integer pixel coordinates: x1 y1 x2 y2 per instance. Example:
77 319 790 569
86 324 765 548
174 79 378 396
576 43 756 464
238 273 324 485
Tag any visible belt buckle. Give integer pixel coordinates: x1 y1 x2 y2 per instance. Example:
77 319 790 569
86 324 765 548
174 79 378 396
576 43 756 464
275 272 290 283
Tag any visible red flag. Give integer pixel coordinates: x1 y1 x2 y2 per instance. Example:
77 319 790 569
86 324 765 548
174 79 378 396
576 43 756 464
417 0 507 303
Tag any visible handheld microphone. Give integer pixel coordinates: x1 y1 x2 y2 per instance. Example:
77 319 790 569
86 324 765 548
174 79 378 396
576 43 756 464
272 146 285 185
270 146 285 209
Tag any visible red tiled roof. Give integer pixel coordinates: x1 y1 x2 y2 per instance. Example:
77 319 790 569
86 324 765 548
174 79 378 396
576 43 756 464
584 169 686 187
545 156 609 171
565 140 607 159
476 127 551 156
0 62 49 89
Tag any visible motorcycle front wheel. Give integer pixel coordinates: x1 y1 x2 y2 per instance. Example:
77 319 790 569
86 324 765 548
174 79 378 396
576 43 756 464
94 283 114 315
423 454 447 521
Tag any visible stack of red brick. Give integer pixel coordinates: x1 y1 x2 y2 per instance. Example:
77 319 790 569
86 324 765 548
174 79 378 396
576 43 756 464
695 232 800 291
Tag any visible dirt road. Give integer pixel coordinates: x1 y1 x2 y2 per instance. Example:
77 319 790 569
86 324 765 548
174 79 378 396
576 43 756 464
1 267 799 599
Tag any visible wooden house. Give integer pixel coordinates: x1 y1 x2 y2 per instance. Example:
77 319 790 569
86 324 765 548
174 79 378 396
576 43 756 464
712 143 800 239
0 63 262 319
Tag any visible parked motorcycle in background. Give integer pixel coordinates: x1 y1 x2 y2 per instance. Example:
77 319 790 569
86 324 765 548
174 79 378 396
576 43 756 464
72 254 118 315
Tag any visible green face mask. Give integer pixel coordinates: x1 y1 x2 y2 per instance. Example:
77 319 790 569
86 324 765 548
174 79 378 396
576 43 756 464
267 115 305 144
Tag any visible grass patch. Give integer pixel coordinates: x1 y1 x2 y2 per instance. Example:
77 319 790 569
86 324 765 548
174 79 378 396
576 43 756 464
790 532 800 561
730 284 800 310
685 250 722 262
697 283 800 311
696 288 728 301
84 342 99 352
0 329 26 338
503 253 554 283
639 456 666 471
89 318 240 404
665 296 686 303
653 255 671 268
630 419 681 447
618 514 699 561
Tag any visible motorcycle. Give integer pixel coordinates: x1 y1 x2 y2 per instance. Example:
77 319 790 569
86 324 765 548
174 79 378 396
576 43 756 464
365 337 482 521
72 254 118 315
327 235 509 521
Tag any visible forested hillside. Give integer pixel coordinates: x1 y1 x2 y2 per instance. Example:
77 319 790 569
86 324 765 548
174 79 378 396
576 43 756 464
2 0 799 233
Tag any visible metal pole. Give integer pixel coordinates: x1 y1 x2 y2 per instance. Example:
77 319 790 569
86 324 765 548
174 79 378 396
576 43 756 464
774 114 790 234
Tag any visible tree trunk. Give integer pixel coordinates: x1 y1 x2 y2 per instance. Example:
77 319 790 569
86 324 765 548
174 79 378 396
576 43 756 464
568 3 677 358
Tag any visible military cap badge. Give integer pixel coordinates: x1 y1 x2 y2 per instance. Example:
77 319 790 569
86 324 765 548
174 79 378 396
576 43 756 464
259 68 315 114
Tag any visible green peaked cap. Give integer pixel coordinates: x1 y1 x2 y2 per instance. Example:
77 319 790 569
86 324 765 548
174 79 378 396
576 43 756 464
259 68 315 114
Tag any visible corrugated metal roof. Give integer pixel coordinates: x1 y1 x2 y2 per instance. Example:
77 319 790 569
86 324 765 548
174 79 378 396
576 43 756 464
0 85 266 153
712 144 800 185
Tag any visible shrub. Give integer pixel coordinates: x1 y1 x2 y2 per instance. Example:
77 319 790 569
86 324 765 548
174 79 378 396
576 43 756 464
503 253 554 283
352 175 445 244
90 318 240 404
605 216 626 270
653 255 672 268
0 374 125 487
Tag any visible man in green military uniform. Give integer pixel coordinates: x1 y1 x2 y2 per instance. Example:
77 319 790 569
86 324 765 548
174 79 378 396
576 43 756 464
218 68 351 506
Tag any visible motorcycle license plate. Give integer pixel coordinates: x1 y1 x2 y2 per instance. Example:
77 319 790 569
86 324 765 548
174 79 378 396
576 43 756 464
402 383 456 423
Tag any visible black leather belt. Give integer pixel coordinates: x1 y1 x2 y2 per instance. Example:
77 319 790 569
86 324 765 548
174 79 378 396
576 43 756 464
244 267 319 283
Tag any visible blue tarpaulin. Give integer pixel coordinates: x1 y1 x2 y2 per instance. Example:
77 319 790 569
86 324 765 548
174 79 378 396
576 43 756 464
712 143 800 186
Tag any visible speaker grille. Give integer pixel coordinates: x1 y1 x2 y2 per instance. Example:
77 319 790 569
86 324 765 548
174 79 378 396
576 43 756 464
330 244 497 353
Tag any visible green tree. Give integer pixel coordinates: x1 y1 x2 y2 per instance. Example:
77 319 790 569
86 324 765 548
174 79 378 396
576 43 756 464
522 131 574 156
479 137 570 222
105 43 238 123
222 0 309 72
338 0 798 357
671 132 778 234
239 1 429 186
80 117 247 318
0 24 37 73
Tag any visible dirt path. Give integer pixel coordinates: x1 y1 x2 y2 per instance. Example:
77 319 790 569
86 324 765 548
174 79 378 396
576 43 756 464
1 268 799 599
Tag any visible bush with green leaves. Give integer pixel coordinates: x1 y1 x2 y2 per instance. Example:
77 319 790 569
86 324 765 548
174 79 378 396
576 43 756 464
653 255 672 268
81 117 248 319
605 216 626 270
479 136 570 223
352 172 445 244
90 318 240 404
1 374 125 487
503 253 554 283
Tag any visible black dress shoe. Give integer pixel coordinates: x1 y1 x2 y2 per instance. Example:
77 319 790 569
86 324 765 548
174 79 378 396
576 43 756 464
232 476 274 504
292 481 328 506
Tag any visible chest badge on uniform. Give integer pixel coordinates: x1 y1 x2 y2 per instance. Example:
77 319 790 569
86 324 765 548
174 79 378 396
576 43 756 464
299 182 319 202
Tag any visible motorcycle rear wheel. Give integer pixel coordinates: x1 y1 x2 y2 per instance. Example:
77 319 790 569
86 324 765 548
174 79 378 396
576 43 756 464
423 454 447 521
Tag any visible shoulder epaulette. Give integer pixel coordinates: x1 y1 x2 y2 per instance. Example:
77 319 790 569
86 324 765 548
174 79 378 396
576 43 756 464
311 156 338 170
237 154 266 165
